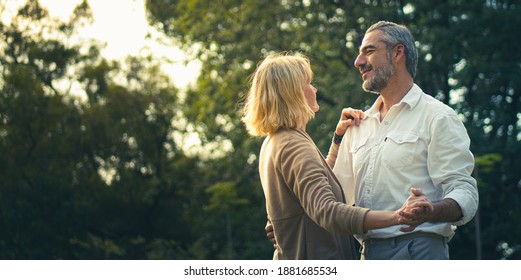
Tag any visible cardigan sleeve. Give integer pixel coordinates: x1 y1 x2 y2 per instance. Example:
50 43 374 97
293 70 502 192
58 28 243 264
325 140 340 169
278 135 369 235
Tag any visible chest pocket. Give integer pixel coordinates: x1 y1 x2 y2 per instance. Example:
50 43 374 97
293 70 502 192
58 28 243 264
382 132 419 169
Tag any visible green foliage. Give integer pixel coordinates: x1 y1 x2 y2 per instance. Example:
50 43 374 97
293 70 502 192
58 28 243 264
0 0 203 259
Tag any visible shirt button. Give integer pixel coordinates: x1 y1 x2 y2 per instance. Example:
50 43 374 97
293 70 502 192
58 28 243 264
384 121 389 125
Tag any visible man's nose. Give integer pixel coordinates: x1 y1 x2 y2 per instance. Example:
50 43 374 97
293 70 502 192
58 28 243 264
354 54 365 69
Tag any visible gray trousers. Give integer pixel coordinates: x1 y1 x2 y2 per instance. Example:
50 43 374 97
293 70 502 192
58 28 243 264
361 232 449 260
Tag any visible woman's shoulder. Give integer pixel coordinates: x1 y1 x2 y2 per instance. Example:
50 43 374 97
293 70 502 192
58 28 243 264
269 128 311 146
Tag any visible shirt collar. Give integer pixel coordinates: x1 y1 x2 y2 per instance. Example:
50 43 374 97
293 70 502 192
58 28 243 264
365 83 423 119
400 83 422 109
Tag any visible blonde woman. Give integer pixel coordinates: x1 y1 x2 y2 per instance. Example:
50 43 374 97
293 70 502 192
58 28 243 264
241 52 428 260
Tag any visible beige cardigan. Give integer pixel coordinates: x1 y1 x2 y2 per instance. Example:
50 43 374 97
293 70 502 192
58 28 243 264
259 128 369 259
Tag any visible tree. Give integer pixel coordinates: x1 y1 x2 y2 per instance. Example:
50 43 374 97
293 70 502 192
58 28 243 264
0 0 203 259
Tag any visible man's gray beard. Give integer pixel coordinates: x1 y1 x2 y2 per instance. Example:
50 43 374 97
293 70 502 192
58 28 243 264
362 65 394 94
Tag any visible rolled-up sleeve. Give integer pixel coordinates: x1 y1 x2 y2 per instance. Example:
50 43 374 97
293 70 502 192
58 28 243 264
428 113 479 226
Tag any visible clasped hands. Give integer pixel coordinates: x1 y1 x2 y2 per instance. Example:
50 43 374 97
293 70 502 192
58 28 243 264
396 188 434 232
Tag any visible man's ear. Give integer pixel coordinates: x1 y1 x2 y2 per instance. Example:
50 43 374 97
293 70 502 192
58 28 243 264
394 44 405 62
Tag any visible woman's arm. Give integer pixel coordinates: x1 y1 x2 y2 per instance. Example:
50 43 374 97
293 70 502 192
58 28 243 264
326 108 364 168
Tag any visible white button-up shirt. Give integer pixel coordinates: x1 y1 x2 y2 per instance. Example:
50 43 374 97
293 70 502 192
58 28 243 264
333 84 478 240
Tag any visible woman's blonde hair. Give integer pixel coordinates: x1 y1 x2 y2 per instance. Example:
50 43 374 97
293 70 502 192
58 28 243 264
241 52 314 136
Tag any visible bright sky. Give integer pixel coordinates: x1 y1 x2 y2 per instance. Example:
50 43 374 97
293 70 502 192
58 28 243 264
7 0 201 89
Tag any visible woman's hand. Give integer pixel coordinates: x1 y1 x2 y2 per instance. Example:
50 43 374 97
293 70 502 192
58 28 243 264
335 108 365 136
265 220 276 248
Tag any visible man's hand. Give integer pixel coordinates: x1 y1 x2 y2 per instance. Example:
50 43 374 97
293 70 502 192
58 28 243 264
265 220 276 247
